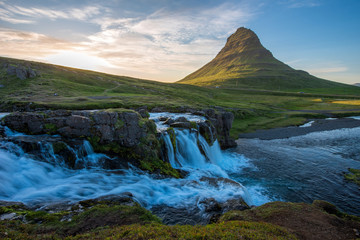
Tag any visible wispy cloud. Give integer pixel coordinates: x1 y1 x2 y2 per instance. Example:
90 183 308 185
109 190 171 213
0 1 105 24
0 1 258 81
279 0 321 8
83 2 256 80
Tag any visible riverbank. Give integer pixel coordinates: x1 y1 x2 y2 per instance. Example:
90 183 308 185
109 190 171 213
238 117 360 140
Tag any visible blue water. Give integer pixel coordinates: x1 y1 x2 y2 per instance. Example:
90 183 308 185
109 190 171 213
232 127 360 216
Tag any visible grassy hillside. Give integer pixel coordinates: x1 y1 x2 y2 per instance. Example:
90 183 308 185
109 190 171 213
179 28 360 95
1 56 360 137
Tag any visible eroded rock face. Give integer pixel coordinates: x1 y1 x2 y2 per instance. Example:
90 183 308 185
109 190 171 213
204 109 236 149
2 109 160 168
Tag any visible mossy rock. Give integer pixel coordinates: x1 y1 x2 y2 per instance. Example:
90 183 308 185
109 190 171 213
166 127 177 151
344 168 360 186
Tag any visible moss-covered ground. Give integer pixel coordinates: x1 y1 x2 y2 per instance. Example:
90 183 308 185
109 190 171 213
0 203 297 240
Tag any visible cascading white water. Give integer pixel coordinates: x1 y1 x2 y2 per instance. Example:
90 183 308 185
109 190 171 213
0 112 252 211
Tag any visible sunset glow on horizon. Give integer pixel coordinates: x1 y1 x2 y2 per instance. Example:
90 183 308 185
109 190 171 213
0 0 359 84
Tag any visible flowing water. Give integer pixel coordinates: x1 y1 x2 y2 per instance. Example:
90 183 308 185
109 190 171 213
233 125 360 216
0 112 359 221
0 113 250 218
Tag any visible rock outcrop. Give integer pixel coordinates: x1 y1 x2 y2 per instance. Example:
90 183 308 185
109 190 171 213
3 63 37 80
203 109 236 149
2 109 161 169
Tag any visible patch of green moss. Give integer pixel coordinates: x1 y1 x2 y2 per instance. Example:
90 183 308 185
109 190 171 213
52 141 67 154
44 123 57 134
190 121 197 129
138 119 146 128
140 158 181 178
115 119 124 129
344 168 360 186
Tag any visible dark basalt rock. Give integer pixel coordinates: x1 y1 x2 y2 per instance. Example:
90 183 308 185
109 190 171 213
174 116 189 123
204 108 236 149
169 122 192 129
2 109 161 170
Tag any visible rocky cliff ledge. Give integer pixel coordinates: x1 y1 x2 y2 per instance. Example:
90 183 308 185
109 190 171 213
1 109 170 173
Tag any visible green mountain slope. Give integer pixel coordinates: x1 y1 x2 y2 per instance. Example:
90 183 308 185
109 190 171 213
179 27 357 93
0 56 220 110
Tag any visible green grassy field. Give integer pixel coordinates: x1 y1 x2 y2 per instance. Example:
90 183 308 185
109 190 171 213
1 56 360 137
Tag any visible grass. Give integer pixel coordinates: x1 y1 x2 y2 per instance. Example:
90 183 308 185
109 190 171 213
1 56 360 138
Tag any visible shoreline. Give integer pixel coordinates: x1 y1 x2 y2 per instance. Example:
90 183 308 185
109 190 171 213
238 117 360 140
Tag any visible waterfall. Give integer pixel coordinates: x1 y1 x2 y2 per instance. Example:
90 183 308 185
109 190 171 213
0 112 252 218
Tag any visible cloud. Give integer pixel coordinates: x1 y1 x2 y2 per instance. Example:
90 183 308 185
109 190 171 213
0 1 258 81
0 27 77 58
0 2 105 24
279 0 321 8
83 2 256 80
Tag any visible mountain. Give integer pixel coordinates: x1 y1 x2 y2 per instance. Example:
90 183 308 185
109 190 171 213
179 27 354 91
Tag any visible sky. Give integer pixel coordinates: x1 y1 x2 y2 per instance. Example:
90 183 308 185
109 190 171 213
0 0 359 84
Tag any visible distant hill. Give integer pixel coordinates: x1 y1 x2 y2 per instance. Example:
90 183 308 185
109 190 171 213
179 27 357 93
354 83 360 87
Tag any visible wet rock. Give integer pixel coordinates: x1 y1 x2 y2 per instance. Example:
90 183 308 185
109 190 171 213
221 198 250 212
159 116 169 121
170 122 192 129
164 118 175 125
200 176 243 188
174 116 189 123
0 125 5 138
3 109 161 170
204 109 236 149
199 198 222 212
198 121 216 145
